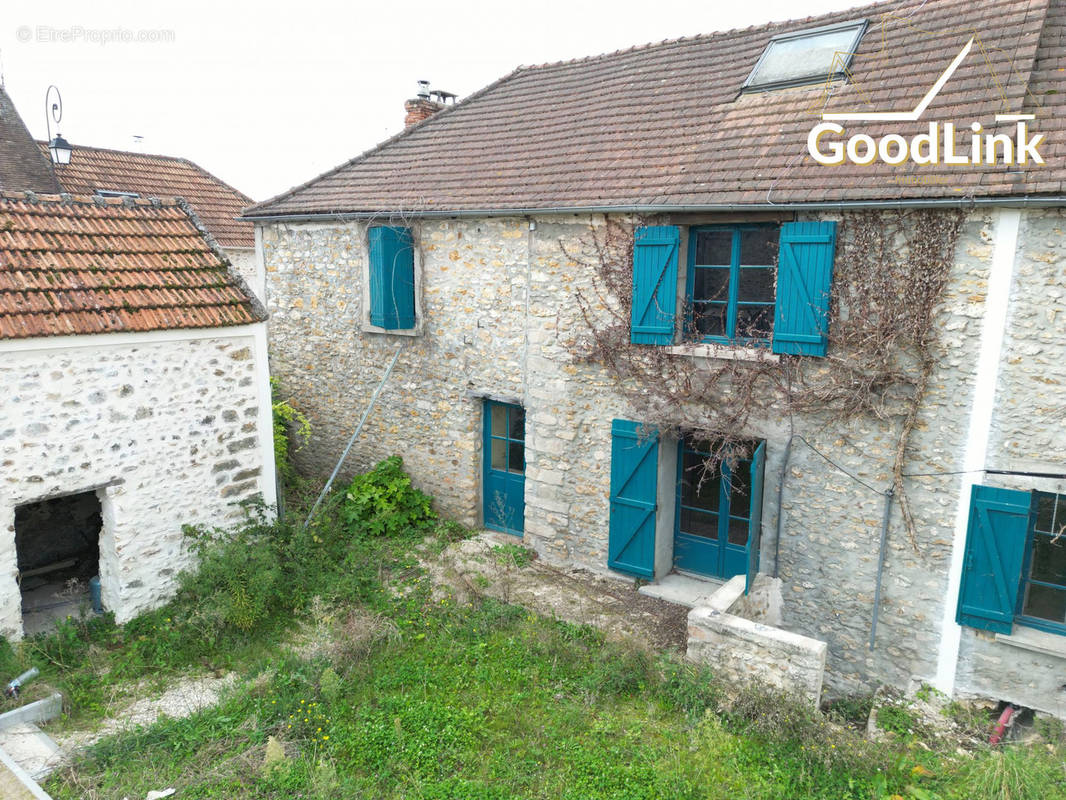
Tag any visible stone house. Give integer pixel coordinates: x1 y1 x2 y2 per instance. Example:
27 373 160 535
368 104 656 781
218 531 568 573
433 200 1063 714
0 190 275 637
245 0 1066 713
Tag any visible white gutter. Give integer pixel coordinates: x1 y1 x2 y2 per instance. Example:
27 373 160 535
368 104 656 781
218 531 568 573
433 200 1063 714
933 208 1020 695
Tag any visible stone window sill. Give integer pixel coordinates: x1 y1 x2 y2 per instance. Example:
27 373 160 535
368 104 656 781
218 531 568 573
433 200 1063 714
664 343 780 364
995 625 1066 659
359 321 422 337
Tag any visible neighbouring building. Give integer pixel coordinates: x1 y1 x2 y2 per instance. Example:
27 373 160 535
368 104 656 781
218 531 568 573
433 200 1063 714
244 0 1066 714
0 190 275 636
39 139 262 299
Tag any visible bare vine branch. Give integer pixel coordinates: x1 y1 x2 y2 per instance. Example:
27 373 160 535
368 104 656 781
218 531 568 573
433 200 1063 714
566 209 966 554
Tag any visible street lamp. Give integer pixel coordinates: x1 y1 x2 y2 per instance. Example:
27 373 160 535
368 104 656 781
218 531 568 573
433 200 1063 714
45 85 72 165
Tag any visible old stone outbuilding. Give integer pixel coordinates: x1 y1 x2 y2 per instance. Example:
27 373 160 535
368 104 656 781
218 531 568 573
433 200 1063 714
246 0 1066 714
0 191 275 636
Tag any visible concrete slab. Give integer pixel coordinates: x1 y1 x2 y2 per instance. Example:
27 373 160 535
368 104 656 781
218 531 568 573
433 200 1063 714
638 572 723 608
0 724 61 780
0 742 52 799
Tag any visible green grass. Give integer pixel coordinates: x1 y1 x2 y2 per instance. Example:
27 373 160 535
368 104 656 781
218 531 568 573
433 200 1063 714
6 458 1061 800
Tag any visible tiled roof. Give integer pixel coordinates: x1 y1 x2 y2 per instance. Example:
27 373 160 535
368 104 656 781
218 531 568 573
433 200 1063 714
0 192 264 340
247 0 1064 217
44 143 255 248
0 88 60 195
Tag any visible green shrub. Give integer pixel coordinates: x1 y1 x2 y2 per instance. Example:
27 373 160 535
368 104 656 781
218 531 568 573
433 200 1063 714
339 456 436 537
181 516 285 633
271 377 311 484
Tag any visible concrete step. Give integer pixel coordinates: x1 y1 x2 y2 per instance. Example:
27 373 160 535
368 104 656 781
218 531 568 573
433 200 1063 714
637 572 723 608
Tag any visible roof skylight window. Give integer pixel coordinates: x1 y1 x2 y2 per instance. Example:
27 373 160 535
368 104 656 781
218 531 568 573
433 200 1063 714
95 189 140 199
742 19 866 92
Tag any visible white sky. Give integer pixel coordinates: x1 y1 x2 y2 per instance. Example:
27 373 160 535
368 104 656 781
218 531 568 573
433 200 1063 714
1 0 865 202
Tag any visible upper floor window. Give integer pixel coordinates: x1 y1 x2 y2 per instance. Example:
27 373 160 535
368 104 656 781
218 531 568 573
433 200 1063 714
629 221 837 357
366 225 418 332
742 19 867 93
687 226 778 344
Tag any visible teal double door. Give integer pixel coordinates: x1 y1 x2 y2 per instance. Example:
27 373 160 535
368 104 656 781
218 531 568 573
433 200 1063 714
673 436 765 581
608 422 765 587
483 400 525 535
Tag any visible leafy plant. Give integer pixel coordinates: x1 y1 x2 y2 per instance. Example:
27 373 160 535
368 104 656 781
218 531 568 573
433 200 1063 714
271 377 311 484
340 456 436 537
877 699 920 738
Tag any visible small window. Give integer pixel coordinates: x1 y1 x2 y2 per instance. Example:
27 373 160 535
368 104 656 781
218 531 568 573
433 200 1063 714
687 225 778 343
742 19 866 92
1021 491 1066 629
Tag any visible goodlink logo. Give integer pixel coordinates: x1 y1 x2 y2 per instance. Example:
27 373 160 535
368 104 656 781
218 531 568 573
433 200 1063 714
808 37 1044 167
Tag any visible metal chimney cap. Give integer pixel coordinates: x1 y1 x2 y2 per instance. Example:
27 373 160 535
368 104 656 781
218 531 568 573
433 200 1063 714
416 79 431 99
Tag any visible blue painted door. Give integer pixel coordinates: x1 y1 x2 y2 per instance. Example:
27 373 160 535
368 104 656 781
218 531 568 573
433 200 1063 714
608 419 659 578
674 437 764 580
483 400 525 535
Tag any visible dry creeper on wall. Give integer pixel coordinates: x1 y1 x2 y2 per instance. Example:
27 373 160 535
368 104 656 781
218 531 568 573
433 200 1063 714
564 209 965 553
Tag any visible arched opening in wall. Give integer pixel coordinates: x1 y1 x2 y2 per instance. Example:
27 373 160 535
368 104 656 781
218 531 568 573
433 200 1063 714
15 490 102 635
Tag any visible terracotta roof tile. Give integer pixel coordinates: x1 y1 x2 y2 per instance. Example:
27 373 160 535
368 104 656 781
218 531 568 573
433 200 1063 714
0 192 264 340
43 143 254 248
247 0 1064 217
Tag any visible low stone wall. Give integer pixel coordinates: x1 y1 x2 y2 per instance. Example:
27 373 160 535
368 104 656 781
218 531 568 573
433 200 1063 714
687 575 827 704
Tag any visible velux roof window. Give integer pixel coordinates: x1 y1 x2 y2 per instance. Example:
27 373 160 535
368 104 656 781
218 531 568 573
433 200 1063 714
742 18 866 92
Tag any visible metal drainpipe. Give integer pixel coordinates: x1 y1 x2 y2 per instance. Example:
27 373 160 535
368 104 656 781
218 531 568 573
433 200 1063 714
772 434 794 579
869 487 895 650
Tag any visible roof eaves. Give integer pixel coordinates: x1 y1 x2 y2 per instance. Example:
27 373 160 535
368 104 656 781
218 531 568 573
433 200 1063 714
242 194 1066 222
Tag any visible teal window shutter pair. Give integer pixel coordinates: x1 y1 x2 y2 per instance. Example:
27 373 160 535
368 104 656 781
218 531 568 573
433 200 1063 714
955 484 1031 634
629 221 837 356
368 226 416 330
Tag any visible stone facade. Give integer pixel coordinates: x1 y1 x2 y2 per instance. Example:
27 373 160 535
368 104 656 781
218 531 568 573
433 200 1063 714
0 327 275 635
260 207 1066 708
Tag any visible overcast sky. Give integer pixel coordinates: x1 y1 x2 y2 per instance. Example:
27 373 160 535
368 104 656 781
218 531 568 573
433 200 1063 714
2 0 865 201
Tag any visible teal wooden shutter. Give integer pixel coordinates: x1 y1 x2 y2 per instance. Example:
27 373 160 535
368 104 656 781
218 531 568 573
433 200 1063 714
608 419 658 577
956 484 1031 634
745 440 766 595
631 226 679 345
772 221 837 357
368 226 416 329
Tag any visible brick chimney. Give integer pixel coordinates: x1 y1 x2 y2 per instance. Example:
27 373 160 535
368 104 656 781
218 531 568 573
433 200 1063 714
404 98 444 128
403 80 454 128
